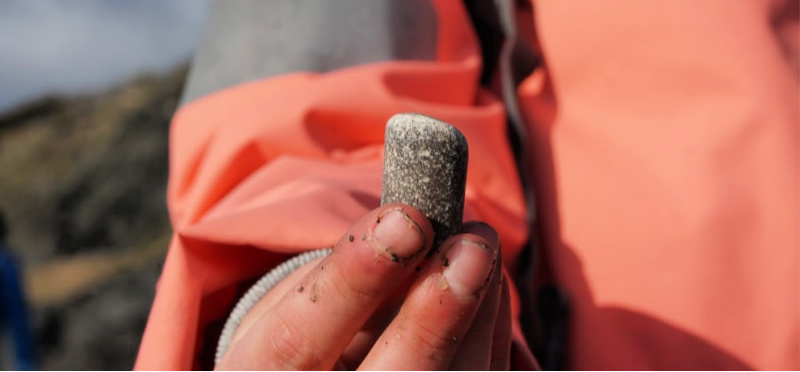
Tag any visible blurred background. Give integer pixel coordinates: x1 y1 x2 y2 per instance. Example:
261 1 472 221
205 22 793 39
0 0 211 369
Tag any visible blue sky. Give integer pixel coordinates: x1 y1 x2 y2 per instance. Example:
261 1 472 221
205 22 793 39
0 0 211 113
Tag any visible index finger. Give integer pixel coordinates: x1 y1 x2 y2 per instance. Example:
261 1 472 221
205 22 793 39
216 203 433 370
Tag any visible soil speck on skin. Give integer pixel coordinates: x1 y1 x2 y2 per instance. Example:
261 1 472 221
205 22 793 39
310 283 318 303
443 257 450 267
391 253 399 262
377 216 381 223
437 276 448 290
361 234 367 241
297 285 304 293
349 235 354 242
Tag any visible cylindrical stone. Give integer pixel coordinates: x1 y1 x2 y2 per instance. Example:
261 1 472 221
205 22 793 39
381 113 469 248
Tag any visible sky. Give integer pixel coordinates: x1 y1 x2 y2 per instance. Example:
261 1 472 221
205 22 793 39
0 0 211 113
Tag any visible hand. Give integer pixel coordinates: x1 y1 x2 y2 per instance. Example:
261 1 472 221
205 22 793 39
215 203 512 370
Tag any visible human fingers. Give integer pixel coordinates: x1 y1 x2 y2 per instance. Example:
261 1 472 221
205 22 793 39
339 276 413 368
224 255 411 369
224 256 324 350
216 203 433 370
450 223 504 370
359 224 499 370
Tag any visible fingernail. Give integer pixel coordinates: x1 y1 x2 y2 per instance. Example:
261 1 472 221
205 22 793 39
372 209 425 261
442 239 496 297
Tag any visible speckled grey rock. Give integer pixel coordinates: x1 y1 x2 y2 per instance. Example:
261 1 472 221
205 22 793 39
381 113 469 248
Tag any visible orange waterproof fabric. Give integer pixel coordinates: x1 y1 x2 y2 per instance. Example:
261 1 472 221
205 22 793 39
136 0 799 370
519 1 798 369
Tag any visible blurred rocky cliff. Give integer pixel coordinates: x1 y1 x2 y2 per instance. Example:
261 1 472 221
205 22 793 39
0 65 187 370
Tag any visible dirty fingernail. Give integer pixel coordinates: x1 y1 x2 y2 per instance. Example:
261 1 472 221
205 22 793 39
372 209 425 261
442 239 496 297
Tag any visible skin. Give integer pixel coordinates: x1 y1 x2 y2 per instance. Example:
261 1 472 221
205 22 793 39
215 203 513 370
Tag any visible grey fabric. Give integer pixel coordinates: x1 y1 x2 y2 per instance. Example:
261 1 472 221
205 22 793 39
181 0 438 106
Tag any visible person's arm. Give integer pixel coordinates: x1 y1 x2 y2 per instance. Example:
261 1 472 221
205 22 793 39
519 0 798 369
135 1 533 369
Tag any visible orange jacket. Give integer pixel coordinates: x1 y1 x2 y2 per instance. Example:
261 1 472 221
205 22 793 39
136 0 799 369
